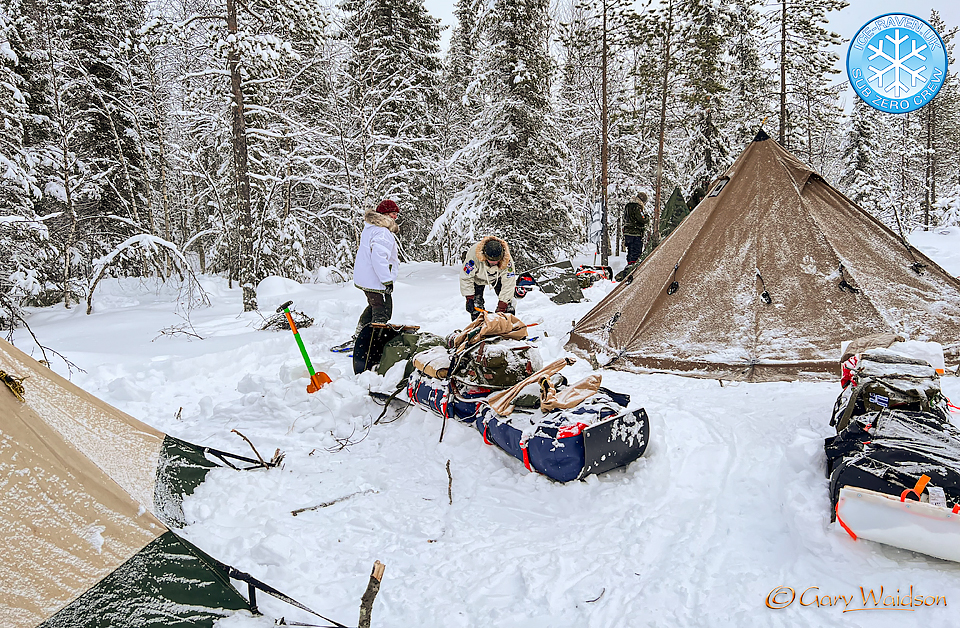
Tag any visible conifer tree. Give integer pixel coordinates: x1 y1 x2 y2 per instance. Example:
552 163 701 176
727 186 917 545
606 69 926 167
765 0 846 153
433 0 578 269
340 0 443 258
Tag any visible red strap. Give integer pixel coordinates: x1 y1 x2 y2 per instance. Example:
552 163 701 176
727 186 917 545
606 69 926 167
482 423 491 446
901 474 931 502
836 502 857 540
947 398 960 413
953 504 960 514
520 441 531 471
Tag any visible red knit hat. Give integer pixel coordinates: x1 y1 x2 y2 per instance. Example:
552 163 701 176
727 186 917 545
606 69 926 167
376 199 399 214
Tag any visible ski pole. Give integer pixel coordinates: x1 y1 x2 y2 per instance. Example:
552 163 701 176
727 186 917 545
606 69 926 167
278 300 331 393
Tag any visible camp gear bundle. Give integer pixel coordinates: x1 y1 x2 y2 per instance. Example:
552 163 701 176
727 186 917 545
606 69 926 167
830 349 950 431
825 348 960 563
568 129 960 382
396 313 649 482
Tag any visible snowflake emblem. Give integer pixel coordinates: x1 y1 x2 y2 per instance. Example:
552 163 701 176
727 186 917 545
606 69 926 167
867 29 927 98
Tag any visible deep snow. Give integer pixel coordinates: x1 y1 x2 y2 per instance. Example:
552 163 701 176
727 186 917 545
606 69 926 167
13 227 960 628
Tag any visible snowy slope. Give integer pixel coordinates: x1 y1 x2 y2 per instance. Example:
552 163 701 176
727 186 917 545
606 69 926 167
13 228 960 628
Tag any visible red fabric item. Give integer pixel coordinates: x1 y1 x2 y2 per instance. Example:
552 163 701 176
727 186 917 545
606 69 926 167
375 199 399 214
840 355 858 388
496 300 508 313
520 441 532 471
556 422 590 438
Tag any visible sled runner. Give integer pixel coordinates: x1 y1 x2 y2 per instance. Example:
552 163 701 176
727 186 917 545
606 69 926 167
836 484 960 563
352 323 420 374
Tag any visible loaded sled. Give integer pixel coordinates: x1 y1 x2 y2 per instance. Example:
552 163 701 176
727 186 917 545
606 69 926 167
825 342 960 562
399 313 649 482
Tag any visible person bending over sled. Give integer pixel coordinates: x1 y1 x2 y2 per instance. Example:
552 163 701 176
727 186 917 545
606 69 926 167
332 199 400 352
460 236 517 321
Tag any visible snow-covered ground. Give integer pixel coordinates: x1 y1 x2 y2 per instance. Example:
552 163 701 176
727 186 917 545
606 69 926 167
14 228 960 628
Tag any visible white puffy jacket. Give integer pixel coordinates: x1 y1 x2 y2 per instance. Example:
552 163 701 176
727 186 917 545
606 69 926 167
353 209 399 293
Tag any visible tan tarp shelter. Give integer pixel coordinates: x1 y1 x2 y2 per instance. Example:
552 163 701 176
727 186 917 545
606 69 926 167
568 131 960 382
0 338 251 627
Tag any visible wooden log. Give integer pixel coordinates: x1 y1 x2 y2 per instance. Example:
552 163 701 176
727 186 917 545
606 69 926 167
358 560 385 628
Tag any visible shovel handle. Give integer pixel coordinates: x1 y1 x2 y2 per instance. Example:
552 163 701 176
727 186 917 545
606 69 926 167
277 300 294 313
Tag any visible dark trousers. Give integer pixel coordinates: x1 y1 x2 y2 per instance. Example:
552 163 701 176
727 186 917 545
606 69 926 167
356 290 393 332
625 234 644 264
469 280 515 320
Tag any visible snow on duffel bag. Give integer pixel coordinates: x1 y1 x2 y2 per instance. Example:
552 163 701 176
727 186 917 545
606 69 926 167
406 370 489 425
475 387 649 482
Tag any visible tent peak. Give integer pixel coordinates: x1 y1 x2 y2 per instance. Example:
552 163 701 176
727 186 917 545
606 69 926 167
753 128 770 142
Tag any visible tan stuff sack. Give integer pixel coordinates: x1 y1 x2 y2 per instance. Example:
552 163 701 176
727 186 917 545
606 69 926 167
412 346 451 379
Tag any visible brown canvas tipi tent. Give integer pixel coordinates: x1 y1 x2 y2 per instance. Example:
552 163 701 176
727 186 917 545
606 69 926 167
568 130 960 382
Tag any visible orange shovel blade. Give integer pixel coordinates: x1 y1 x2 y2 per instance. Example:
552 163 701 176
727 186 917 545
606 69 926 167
307 372 332 393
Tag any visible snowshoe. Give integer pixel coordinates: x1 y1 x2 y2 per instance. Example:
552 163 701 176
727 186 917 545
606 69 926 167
330 339 354 353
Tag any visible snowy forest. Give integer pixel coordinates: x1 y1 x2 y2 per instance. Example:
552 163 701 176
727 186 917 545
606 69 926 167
1 0 959 325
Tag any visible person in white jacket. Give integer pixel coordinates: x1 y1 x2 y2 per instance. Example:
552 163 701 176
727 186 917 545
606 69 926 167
332 199 400 352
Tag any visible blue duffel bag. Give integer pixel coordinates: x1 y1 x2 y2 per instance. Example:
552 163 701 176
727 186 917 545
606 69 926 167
474 388 649 482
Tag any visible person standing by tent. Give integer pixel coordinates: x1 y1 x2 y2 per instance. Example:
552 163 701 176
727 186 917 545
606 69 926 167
460 236 517 321
332 199 400 352
623 193 649 266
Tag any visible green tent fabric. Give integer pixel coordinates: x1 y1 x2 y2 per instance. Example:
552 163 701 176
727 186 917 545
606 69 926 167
659 187 690 237
0 338 253 627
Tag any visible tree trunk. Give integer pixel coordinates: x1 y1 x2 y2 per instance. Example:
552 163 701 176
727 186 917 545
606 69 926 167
42 10 76 308
779 0 787 146
226 0 257 311
599 0 609 265
652 0 673 245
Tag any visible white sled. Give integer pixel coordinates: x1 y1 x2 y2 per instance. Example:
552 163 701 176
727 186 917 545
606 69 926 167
836 486 960 563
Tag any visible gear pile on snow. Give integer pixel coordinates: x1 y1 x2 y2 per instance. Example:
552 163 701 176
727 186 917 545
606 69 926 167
403 312 649 482
825 347 960 563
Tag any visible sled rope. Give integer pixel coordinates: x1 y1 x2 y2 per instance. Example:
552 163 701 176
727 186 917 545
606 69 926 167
835 502 857 540
0 369 26 402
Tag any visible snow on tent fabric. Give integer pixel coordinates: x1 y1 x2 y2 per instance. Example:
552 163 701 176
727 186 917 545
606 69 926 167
568 129 960 382
0 338 255 627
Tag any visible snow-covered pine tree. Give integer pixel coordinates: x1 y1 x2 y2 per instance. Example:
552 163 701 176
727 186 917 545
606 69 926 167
764 0 847 154
434 0 484 264
0 2 52 325
676 0 732 205
556 0 642 261
434 0 579 270
51 0 150 239
339 0 443 259
157 0 327 310
918 12 959 229
725 0 773 147
839 98 894 226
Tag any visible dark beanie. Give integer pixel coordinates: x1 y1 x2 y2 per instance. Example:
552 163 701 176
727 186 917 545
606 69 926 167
376 199 399 214
482 239 504 261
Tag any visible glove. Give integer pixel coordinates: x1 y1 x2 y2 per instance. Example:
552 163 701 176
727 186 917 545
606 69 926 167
465 296 475 315
496 300 508 313
383 281 393 295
